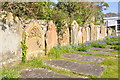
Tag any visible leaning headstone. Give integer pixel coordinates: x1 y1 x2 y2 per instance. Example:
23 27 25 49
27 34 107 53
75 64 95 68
71 20 79 44
46 21 58 53
24 21 45 60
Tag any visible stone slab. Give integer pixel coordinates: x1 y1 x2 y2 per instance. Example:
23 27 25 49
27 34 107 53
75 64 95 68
45 59 105 77
91 48 117 52
62 53 105 63
20 68 72 78
75 51 118 57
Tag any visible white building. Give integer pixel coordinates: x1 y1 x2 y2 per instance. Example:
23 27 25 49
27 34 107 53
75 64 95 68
103 17 120 36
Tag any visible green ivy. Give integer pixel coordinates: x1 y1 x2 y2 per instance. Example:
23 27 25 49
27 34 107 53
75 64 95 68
21 32 28 63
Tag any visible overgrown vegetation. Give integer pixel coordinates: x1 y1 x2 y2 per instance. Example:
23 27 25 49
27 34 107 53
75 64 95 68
111 46 120 51
21 33 28 63
102 35 119 45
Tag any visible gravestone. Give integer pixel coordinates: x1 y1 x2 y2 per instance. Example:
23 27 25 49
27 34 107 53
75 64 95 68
90 23 95 41
96 25 101 40
108 28 113 36
86 26 90 42
46 21 58 53
94 26 97 41
100 25 106 39
77 27 83 43
105 27 107 36
24 21 45 60
71 20 79 44
82 27 86 43
59 23 69 46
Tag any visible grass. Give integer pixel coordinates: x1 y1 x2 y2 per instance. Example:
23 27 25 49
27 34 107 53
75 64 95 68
1 35 119 79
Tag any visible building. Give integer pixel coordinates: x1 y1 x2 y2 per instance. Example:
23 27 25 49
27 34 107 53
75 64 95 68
103 17 120 36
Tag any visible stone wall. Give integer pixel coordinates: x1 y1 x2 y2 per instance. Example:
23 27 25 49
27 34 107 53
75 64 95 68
1 12 114 67
0 11 23 67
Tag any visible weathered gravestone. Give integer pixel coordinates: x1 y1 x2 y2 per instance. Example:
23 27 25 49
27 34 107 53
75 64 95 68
77 27 83 43
90 23 95 41
82 27 86 43
71 20 79 44
94 26 97 41
86 25 90 42
59 23 69 46
96 25 101 40
107 28 113 36
100 25 106 39
46 21 58 53
24 21 45 60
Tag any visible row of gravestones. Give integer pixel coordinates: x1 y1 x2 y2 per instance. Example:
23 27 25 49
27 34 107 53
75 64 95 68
0 12 114 67
24 20 114 61
60 20 114 45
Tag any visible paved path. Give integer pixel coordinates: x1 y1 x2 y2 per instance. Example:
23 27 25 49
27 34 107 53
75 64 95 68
45 59 105 77
62 53 105 63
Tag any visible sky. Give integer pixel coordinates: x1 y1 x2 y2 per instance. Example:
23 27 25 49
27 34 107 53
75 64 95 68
103 2 118 14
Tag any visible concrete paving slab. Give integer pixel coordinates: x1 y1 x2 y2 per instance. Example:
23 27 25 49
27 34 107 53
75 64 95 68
20 68 72 78
62 53 105 63
45 59 105 77
75 51 118 57
91 48 117 52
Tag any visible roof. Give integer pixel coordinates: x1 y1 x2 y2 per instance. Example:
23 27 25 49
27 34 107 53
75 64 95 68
103 16 120 20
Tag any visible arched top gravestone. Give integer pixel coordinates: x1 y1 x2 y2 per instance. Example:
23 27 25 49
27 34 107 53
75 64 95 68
71 20 79 30
59 23 69 46
24 21 45 60
46 21 58 53
71 20 79 44
100 25 106 39
82 27 86 43
90 23 95 41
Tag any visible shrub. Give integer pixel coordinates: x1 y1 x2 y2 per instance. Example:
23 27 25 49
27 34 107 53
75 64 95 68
111 45 120 51
72 43 90 52
48 45 74 58
90 41 107 48
78 44 90 51
103 35 118 45
1 69 20 79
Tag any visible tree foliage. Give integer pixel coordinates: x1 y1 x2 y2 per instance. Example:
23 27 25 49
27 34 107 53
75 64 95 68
0 1 109 27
